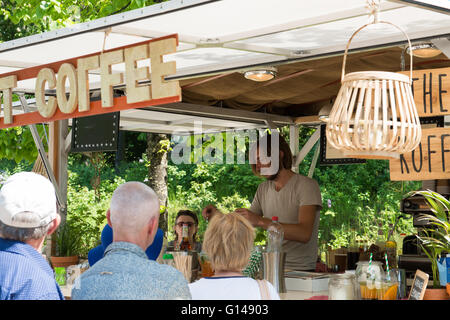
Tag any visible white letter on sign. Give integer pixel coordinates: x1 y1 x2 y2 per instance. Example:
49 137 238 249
150 38 180 99
36 68 57 118
77 56 99 112
124 44 151 104
0 76 17 124
56 63 78 114
100 50 124 107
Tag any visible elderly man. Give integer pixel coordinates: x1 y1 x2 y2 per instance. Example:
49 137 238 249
71 181 191 300
0 172 64 300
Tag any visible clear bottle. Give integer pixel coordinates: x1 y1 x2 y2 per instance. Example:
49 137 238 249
162 253 174 267
179 224 192 251
266 216 284 252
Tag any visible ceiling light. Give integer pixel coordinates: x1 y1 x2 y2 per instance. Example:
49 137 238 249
407 43 442 58
244 67 277 82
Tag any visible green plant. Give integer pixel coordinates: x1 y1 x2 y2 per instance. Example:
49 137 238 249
412 190 450 288
54 222 80 257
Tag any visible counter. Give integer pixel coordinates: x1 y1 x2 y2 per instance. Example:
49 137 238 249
62 284 328 300
280 290 328 300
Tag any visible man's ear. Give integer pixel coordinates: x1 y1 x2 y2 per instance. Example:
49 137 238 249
106 209 112 228
149 216 158 234
46 214 61 236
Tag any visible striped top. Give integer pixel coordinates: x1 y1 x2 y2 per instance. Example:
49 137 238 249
0 238 64 300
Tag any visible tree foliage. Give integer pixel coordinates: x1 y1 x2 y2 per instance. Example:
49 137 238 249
1 0 164 29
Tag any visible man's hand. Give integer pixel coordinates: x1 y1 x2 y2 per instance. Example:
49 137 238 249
234 208 264 228
201 204 220 222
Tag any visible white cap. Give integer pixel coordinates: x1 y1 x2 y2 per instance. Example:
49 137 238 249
0 172 57 228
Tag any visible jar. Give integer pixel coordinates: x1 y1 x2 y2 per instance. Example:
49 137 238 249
328 273 357 300
355 261 385 300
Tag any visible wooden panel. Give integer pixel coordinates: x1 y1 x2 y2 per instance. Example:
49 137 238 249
389 127 450 181
398 67 450 117
0 34 180 128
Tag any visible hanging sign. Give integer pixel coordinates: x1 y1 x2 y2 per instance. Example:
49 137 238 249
390 126 450 181
398 67 449 117
0 34 181 128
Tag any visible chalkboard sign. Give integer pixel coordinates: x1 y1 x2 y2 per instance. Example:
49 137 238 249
71 112 120 153
408 269 429 300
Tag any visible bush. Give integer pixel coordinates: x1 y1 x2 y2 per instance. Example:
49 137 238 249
65 171 125 258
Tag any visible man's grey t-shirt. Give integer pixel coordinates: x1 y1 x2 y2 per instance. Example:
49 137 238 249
250 174 322 271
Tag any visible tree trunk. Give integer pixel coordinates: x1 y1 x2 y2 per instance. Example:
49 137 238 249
146 132 169 232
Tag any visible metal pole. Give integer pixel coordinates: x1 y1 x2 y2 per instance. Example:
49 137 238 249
17 94 65 211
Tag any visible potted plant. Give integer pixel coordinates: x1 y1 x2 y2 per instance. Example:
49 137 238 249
412 190 450 300
50 222 80 268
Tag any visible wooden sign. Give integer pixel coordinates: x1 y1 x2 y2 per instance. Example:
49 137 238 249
408 269 429 300
0 34 181 129
398 67 449 117
390 127 450 181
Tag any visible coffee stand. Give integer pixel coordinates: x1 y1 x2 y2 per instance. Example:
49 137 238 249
0 0 449 300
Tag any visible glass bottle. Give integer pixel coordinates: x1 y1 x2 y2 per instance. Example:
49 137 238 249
347 230 359 270
179 224 192 251
266 216 284 252
374 223 385 263
385 239 398 269
162 253 174 267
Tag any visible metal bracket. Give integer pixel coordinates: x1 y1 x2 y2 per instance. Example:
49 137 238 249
308 142 321 178
17 94 65 211
293 126 321 168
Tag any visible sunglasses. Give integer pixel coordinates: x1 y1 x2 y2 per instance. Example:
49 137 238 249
176 222 195 228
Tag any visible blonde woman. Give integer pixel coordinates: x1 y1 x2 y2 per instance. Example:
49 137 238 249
189 212 280 300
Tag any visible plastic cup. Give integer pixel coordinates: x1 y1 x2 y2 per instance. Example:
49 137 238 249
199 252 214 277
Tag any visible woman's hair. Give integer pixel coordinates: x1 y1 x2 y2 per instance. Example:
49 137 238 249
174 209 198 242
250 132 293 176
202 212 255 272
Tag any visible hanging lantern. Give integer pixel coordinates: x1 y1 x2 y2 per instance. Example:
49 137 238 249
326 21 421 160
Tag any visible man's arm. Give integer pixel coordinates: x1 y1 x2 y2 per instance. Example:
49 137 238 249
235 205 318 243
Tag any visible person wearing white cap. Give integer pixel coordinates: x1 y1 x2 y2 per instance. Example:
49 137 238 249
0 172 64 300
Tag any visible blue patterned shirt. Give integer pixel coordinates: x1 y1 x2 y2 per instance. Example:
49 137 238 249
0 238 64 300
71 241 191 300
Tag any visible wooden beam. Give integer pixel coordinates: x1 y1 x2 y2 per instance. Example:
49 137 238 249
295 115 322 125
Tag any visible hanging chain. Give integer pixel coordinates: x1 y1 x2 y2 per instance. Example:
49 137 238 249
102 27 112 54
366 0 381 24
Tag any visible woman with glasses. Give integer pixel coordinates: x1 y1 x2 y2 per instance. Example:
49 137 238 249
168 210 202 252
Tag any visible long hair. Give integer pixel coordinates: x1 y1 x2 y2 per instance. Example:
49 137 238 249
250 131 293 176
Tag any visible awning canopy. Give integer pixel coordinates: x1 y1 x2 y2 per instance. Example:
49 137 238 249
2 0 450 133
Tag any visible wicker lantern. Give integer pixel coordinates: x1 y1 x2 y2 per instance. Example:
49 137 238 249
326 21 421 160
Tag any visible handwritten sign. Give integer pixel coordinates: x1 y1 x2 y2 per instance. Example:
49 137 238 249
408 269 429 300
398 67 449 117
0 34 181 129
389 127 450 181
